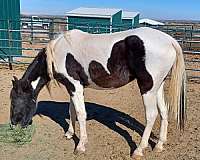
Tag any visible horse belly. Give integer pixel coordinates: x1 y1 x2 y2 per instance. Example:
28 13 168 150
87 75 131 90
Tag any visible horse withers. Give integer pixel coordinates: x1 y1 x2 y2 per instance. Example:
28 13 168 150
10 27 186 158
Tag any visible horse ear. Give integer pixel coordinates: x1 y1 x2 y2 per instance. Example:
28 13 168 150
12 76 18 88
12 79 19 91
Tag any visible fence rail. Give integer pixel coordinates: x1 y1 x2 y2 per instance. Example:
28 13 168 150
0 16 200 80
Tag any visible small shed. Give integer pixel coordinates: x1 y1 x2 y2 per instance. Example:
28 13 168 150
0 0 21 58
122 11 140 29
139 18 165 26
66 7 122 33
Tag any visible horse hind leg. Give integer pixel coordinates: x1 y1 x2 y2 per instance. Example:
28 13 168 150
154 82 168 152
65 99 76 139
133 91 158 158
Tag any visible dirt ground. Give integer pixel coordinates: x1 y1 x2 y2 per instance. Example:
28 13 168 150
0 65 199 160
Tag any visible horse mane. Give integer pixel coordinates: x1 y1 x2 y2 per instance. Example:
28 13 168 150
45 30 78 81
46 40 55 80
45 34 69 93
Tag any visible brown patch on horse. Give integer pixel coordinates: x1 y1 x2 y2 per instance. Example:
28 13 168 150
89 35 153 94
125 35 153 94
66 53 89 87
89 40 133 88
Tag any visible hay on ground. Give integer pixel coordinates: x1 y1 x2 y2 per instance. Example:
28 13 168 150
0 124 35 145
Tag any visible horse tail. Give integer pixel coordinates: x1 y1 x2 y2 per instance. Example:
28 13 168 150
167 39 187 130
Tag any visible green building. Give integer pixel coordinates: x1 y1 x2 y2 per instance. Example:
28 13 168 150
122 11 140 29
66 7 139 33
66 7 122 33
0 0 21 58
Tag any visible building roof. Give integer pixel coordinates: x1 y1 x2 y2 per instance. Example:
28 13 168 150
66 7 121 18
122 11 139 19
139 18 165 25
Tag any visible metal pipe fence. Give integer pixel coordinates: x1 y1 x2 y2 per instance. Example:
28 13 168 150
0 16 199 80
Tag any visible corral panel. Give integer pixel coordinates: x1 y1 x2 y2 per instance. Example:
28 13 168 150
0 0 21 58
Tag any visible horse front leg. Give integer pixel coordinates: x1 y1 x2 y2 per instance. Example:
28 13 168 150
71 83 88 154
133 92 158 158
65 98 76 139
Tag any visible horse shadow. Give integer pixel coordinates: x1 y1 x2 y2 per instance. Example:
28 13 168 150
35 101 157 155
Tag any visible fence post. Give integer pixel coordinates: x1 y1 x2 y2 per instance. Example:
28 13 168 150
87 23 89 33
166 25 169 34
49 18 54 40
181 39 184 50
191 25 193 40
105 25 108 33
189 25 193 50
31 16 34 43
184 26 186 40
7 20 13 70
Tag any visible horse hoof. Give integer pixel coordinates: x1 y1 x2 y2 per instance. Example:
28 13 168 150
65 131 74 139
73 148 85 155
132 154 143 160
153 146 163 153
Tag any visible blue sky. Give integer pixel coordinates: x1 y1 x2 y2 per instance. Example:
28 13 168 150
21 0 200 20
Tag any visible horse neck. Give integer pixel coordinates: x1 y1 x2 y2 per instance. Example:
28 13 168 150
21 52 50 98
21 59 41 82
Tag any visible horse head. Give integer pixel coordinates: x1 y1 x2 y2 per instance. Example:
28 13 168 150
10 76 36 128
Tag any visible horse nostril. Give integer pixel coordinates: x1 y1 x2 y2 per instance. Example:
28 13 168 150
13 113 24 124
16 117 21 123
11 119 17 125
29 120 33 125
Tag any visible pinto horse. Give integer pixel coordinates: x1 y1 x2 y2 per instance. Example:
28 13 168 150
10 27 186 158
